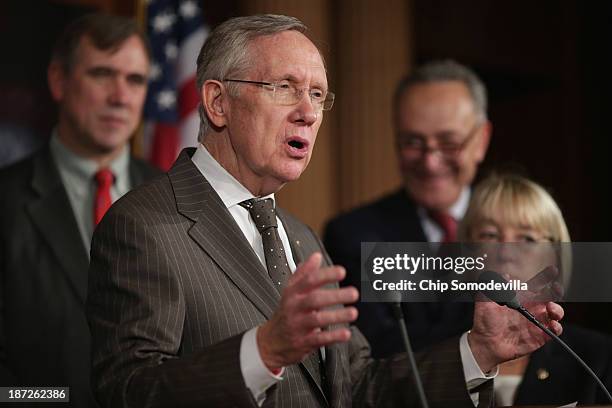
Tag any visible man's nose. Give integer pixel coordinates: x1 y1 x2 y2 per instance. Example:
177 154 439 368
420 148 445 170
108 77 130 106
291 91 318 126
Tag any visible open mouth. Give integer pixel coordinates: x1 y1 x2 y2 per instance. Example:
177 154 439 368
285 137 309 158
288 140 305 149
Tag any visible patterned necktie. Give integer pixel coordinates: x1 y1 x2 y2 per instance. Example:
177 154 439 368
239 198 291 292
240 198 326 392
94 168 114 225
428 210 457 242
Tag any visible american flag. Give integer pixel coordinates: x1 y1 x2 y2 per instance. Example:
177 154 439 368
143 0 207 170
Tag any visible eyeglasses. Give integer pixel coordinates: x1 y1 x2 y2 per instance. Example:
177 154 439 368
396 123 481 160
223 79 335 111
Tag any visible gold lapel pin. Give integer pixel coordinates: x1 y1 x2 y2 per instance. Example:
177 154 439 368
536 368 550 380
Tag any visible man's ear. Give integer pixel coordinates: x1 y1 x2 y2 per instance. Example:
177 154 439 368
47 61 66 102
201 80 227 128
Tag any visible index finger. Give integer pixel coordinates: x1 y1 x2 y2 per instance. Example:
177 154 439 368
546 301 564 321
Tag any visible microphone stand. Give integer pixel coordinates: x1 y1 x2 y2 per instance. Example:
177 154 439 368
391 302 430 408
515 305 612 403
479 269 612 403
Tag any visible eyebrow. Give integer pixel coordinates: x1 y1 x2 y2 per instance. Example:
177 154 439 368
275 74 327 89
516 225 540 232
477 221 498 228
86 66 148 80
86 66 117 74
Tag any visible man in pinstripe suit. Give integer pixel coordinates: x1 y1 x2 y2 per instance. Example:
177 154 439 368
87 14 564 408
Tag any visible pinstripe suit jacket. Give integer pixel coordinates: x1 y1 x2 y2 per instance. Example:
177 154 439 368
87 148 490 408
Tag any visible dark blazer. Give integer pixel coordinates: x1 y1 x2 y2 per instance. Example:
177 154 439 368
86 149 490 408
323 189 474 357
0 145 160 407
510 324 612 406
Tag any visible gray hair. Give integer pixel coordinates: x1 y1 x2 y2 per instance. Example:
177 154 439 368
196 14 309 142
393 59 488 124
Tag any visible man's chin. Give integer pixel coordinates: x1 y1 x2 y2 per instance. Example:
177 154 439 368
92 133 132 152
277 160 309 182
408 185 460 211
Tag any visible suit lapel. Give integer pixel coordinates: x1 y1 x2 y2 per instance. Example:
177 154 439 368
278 210 333 405
279 214 306 265
169 149 280 320
514 343 558 405
26 148 89 305
170 151 329 404
395 189 428 242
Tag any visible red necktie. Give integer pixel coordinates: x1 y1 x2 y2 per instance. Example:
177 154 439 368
94 168 114 225
428 211 457 242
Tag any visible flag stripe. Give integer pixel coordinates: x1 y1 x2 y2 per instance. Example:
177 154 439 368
177 27 208 85
150 123 179 170
179 76 199 120
143 0 207 170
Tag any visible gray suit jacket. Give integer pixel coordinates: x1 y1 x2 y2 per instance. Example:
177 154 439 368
87 148 490 408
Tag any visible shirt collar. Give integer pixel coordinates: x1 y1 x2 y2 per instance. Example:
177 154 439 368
449 187 471 220
191 143 275 209
50 129 130 192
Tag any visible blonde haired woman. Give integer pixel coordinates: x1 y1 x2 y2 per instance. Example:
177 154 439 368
460 172 612 406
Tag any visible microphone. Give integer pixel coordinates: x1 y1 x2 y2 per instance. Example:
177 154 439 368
478 270 612 404
391 301 430 408
477 270 521 310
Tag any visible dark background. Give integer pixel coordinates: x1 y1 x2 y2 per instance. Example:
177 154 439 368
2 1 611 240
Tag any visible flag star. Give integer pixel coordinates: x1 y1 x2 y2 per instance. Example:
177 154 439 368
149 63 162 81
156 90 176 109
179 0 198 19
152 11 176 33
165 42 178 60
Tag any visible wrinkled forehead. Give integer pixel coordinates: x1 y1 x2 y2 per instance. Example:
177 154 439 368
247 31 327 87
396 81 477 129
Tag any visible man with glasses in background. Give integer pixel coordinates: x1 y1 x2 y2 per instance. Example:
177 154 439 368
324 60 492 357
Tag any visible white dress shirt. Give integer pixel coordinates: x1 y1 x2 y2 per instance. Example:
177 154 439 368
461 332 499 405
494 374 522 406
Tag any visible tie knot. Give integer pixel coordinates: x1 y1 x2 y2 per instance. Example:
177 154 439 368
428 210 457 242
240 198 277 232
95 168 115 187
